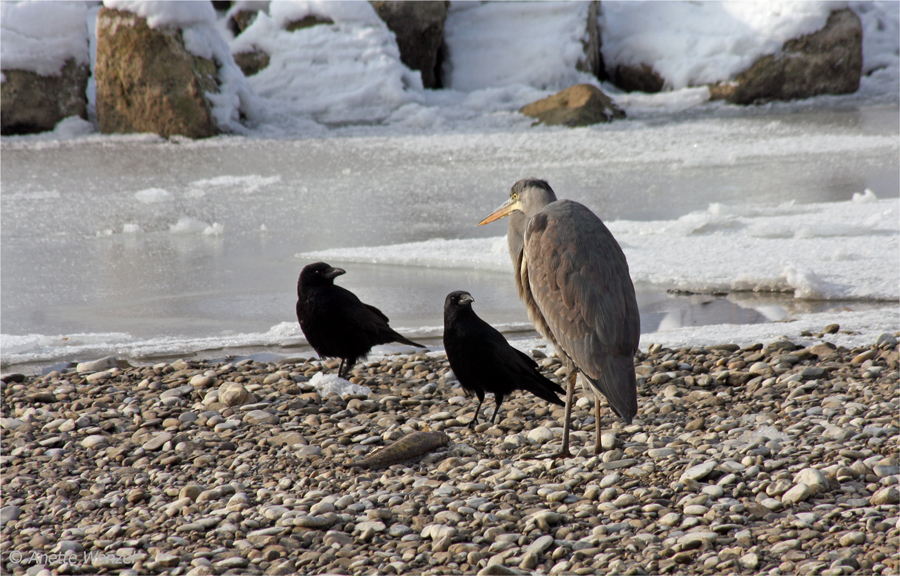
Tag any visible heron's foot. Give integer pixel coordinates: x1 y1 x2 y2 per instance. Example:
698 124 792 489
554 447 573 459
467 420 477 430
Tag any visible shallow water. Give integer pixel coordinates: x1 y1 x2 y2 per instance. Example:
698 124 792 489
1 104 897 368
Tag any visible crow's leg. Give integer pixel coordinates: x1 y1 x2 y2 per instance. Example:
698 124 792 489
490 395 504 424
594 397 603 454
469 395 485 429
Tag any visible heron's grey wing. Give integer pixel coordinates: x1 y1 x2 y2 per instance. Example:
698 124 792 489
524 200 640 378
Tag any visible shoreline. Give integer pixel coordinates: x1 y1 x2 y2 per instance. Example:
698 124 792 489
1 334 898 575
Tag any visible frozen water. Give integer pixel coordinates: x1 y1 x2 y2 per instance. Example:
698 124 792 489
2 105 897 369
1 2 898 369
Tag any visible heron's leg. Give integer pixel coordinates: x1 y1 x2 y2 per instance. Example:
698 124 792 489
594 397 603 454
469 396 485 429
555 360 576 459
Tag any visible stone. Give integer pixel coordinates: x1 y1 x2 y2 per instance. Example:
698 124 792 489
1 58 90 135
680 460 717 483
77 355 118 373
526 535 555 555
370 1 448 88
233 49 270 77
526 426 555 444
740 553 760 570
685 418 705 432
782 483 811 505
710 9 862 103
0 505 21 528
520 84 625 127
648 448 676 459
876 333 898 349
839 531 865 546
613 63 665 93
219 382 250 407
142 431 173 451
244 410 279 425
81 435 110 449
189 374 215 387
794 468 829 494
293 515 332 529
870 487 899 506
94 7 219 138
180 485 203 501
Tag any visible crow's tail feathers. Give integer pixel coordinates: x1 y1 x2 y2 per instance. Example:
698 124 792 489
391 332 426 348
522 373 565 407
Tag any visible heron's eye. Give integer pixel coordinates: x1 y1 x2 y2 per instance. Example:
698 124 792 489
512 193 518 201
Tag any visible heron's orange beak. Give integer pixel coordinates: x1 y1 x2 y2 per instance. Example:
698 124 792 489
478 197 519 225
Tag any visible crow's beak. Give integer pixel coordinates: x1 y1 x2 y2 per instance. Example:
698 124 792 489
459 293 474 305
324 267 346 279
478 196 520 225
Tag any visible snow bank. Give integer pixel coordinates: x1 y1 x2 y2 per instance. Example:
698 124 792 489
2 1 897 134
0 1 91 75
443 2 597 92
231 1 422 125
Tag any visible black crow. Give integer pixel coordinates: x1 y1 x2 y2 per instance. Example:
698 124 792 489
296 262 425 378
443 290 565 428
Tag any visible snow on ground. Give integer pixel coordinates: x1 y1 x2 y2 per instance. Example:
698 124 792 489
442 2 598 92
231 1 420 126
2 1 897 133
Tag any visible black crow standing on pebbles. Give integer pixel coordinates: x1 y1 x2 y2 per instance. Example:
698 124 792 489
296 262 425 378
443 290 564 428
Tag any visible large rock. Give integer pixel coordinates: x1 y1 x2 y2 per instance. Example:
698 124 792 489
612 63 665 94
232 50 270 77
710 8 862 103
576 1 603 79
370 1 448 88
608 8 862 103
94 7 219 138
1 59 90 135
520 84 625 127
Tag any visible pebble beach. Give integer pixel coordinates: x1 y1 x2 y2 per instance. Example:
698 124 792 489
1 332 898 576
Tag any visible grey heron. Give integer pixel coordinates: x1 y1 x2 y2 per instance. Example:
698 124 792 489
479 178 639 457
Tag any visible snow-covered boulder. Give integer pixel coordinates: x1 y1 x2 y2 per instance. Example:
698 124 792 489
710 9 863 104
520 83 624 127
370 1 449 89
602 4 863 103
0 2 91 135
95 7 219 138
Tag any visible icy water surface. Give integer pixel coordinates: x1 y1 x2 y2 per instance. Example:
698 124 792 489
1 105 897 368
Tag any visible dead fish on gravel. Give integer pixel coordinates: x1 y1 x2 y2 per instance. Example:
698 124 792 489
347 430 450 469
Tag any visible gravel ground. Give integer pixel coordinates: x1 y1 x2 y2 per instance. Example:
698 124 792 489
1 331 898 576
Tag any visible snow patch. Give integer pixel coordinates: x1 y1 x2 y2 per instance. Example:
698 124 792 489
309 372 372 399
134 188 173 204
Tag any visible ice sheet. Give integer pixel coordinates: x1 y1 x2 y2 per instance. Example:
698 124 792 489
303 196 899 302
